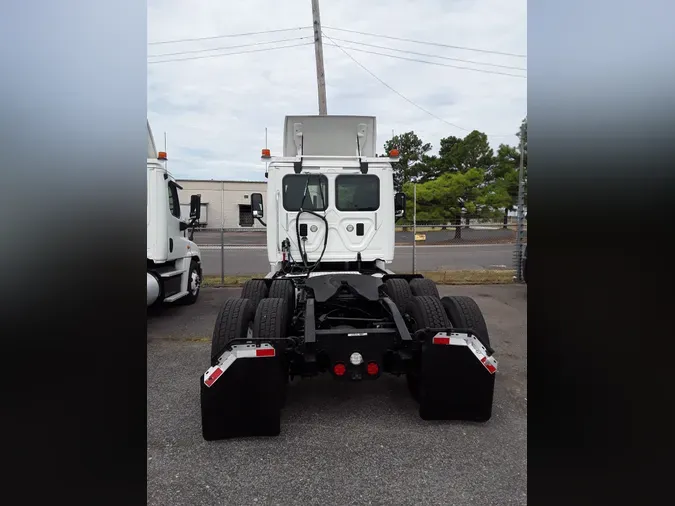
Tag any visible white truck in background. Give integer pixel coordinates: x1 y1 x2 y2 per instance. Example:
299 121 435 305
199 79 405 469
147 120 203 307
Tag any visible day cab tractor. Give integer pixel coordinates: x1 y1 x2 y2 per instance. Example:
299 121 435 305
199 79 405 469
146 119 203 307
200 115 498 440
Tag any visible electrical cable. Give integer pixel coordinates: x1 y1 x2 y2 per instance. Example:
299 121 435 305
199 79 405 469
321 33 517 137
148 36 313 58
322 25 526 58
148 26 312 45
322 43 525 78
322 34 527 71
294 173 329 276
148 42 313 64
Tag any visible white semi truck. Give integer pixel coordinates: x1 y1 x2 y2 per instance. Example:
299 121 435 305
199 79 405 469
200 116 498 440
146 120 203 307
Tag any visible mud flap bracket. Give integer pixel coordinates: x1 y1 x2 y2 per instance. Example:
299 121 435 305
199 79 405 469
201 343 286 440
418 331 497 422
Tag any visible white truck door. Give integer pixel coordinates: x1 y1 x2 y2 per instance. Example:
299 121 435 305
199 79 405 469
326 173 385 260
279 173 329 262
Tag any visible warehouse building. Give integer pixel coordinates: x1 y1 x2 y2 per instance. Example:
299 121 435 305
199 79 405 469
176 179 267 229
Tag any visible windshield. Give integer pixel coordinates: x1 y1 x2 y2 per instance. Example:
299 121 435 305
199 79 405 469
282 174 328 212
335 174 380 211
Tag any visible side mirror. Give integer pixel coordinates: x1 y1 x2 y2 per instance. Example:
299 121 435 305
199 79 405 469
190 194 201 221
394 192 406 218
251 193 264 218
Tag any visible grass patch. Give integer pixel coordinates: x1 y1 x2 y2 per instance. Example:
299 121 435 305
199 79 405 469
395 225 523 232
202 269 514 287
419 269 515 285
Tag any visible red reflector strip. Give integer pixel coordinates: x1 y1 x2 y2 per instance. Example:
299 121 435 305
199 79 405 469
433 336 450 345
204 367 223 387
256 347 275 357
481 356 497 374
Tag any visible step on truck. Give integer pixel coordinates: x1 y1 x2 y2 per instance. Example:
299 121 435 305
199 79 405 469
147 120 203 307
201 115 498 439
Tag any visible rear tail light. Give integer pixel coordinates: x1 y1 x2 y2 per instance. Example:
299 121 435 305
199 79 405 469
256 347 275 357
366 362 379 376
333 363 346 376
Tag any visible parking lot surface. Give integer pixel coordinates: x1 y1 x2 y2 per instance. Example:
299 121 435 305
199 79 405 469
147 285 527 506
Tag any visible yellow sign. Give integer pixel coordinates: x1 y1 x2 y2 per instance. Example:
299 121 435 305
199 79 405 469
415 233 426 241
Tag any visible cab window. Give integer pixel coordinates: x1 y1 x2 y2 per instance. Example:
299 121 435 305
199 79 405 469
282 174 328 211
336 175 380 211
168 182 181 218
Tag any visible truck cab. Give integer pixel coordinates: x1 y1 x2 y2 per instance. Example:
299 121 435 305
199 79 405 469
146 120 203 306
200 115 499 440
252 115 405 276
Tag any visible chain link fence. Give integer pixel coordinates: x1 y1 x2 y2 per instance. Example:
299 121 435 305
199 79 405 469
188 218 526 282
190 222 526 246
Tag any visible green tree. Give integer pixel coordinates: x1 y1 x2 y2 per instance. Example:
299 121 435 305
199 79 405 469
517 116 528 208
403 169 510 239
383 132 432 191
439 130 495 173
492 144 521 227
489 117 528 227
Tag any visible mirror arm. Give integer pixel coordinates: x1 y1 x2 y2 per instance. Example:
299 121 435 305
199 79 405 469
255 217 267 227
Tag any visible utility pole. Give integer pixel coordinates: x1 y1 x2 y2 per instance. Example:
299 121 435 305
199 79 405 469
412 182 417 274
311 0 327 115
514 135 526 282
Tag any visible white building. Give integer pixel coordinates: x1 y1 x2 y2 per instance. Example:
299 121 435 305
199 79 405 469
176 179 267 229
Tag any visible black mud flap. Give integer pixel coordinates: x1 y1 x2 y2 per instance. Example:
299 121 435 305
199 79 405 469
200 347 286 440
418 332 496 422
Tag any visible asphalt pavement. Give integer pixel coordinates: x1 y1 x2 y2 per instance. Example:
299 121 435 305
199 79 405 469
147 284 527 506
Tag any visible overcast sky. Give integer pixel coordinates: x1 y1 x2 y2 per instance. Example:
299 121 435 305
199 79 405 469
148 0 526 181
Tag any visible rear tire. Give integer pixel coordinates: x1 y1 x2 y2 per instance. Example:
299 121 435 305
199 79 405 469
210 298 256 366
253 297 290 339
405 296 451 401
241 279 268 310
409 278 440 298
383 278 413 313
253 298 290 405
441 296 491 348
406 295 451 330
268 279 295 322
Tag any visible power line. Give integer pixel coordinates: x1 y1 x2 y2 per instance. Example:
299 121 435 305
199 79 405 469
149 36 312 58
322 34 515 137
323 43 525 78
148 26 312 45
323 25 526 58
323 34 526 71
148 42 313 64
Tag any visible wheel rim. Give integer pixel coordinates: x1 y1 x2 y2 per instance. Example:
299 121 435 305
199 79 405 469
190 269 200 295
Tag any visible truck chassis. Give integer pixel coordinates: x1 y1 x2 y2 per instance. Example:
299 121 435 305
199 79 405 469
201 265 498 440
